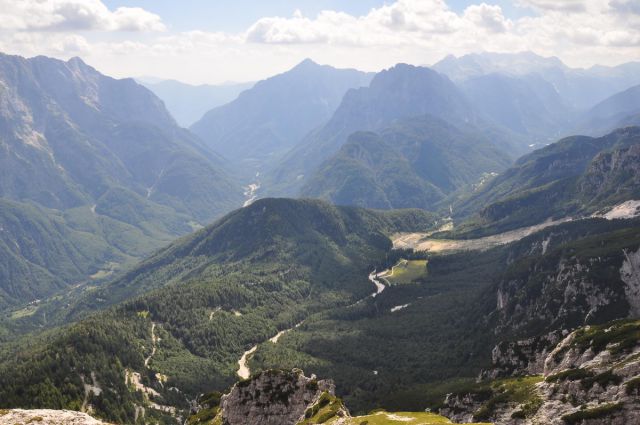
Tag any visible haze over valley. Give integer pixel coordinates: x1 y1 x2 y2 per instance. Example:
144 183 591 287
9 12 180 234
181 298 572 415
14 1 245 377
1 1 640 425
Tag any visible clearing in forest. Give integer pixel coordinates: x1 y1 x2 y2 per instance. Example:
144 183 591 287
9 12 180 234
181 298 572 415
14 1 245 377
378 259 427 285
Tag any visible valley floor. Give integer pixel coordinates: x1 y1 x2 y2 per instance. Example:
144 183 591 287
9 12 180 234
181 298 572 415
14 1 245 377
393 199 640 253
236 269 390 379
392 217 572 253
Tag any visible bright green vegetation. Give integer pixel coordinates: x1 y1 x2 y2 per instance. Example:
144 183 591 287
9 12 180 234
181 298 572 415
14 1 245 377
2 199 639 422
0 199 436 422
301 115 512 210
9 306 37 320
452 127 640 237
561 402 624 424
186 392 222 425
298 391 345 424
441 376 543 422
251 216 640 413
332 411 488 425
568 319 640 355
381 260 428 285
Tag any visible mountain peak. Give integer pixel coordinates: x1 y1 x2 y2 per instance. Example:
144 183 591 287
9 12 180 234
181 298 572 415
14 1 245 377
67 56 87 66
291 57 321 71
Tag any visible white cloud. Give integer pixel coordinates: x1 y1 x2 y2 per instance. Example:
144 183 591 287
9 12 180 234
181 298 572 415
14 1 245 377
0 0 165 32
0 0 638 83
463 3 511 33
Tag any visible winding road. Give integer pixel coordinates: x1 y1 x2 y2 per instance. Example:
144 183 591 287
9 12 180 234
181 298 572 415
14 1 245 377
236 271 389 379
144 322 158 368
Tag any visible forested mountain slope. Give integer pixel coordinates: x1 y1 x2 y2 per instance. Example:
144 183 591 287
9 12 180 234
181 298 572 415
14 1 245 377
268 63 522 197
250 216 640 413
301 115 511 209
0 199 436 423
452 127 640 235
0 53 243 308
3 200 638 423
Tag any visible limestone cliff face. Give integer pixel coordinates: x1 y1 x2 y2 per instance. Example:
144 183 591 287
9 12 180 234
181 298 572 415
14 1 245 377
578 143 640 203
441 320 640 425
621 247 640 316
494 248 637 335
479 330 566 380
216 369 340 425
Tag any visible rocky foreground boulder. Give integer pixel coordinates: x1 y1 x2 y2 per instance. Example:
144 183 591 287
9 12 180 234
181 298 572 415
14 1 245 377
212 369 348 425
0 409 110 425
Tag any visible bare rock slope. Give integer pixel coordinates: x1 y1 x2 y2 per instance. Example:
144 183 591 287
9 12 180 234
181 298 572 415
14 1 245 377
0 409 110 425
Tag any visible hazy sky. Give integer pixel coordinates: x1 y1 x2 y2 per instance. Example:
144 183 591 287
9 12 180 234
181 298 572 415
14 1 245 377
1 0 639 84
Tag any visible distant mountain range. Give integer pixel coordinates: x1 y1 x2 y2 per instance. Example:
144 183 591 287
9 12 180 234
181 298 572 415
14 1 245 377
433 51 640 109
190 59 373 176
266 63 523 198
575 84 640 136
2 51 640 310
140 79 254 127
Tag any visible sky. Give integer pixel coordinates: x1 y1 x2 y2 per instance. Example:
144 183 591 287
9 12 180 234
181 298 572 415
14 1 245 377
0 0 639 84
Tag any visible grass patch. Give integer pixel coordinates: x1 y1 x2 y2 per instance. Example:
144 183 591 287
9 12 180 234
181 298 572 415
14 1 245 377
468 376 543 422
380 260 428 285
625 376 640 395
545 368 593 383
570 320 640 354
299 392 344 424
10 306 38 320
561 403 623 424
333 411 488 424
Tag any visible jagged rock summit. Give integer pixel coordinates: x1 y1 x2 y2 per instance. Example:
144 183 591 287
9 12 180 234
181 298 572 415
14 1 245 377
214 369 346 425
440 320 640 424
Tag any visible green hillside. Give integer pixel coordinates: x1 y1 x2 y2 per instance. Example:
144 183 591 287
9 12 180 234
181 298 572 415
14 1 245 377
452 127 640 236
302 115 511 209
0 199 437 422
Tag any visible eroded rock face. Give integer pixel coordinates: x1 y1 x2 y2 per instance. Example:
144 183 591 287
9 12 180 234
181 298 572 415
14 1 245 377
494 252 632 335
479 330 566 380
441 321 640 425
218 369 336 425
0 409 109 425
621 247 640 317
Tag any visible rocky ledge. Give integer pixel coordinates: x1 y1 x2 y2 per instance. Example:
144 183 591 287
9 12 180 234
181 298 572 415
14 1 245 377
0 409 110 425
440 319 640 424
212 369 346 425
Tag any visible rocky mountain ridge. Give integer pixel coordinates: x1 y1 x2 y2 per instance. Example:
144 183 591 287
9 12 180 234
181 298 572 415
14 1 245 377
440 320 640 424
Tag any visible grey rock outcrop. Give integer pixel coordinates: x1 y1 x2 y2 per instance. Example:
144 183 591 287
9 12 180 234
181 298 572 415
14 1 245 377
479 330 566 380
217 369 338 425
440 320 640 425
